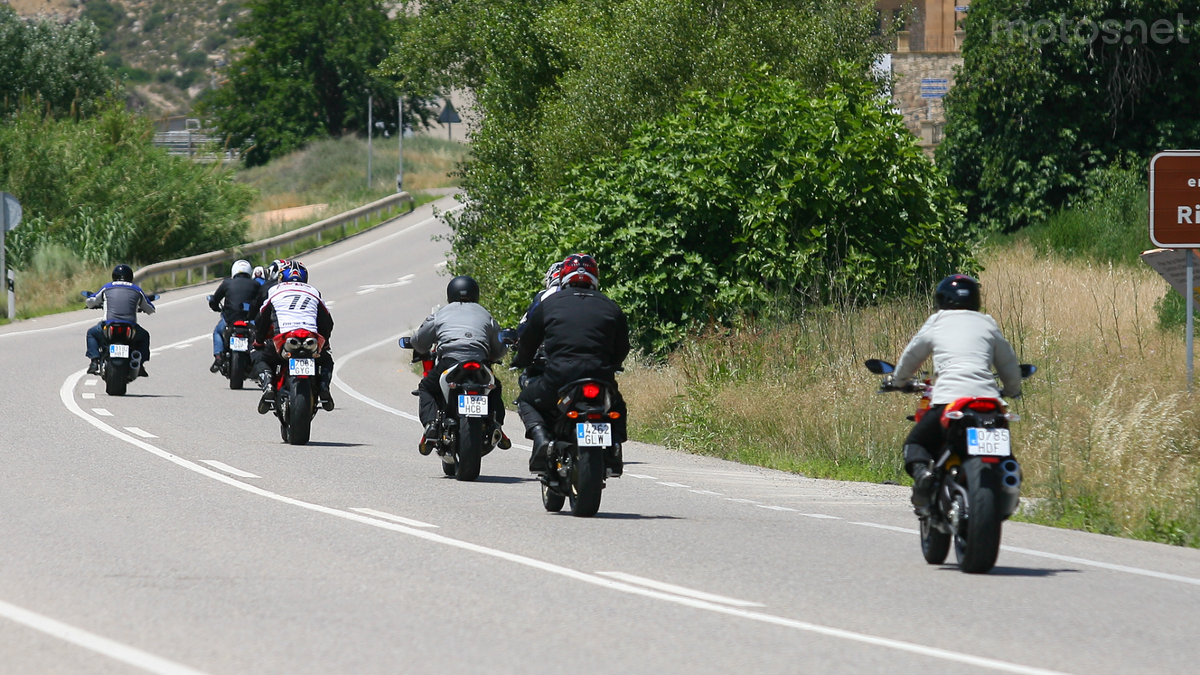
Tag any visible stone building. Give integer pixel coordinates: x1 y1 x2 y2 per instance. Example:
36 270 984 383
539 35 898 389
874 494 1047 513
875 0 967 156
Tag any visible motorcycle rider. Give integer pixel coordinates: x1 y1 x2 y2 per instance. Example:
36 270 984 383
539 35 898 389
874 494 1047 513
887 274 1022 507
252 259 290 319
208 259 261 373
411 275 510 454
252 266 266 285
251 262 336 413
512 254 630 473
516 261 563 339
85 264 155 376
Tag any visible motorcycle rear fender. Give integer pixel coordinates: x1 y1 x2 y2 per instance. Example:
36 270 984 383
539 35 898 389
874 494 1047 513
438 362 496 403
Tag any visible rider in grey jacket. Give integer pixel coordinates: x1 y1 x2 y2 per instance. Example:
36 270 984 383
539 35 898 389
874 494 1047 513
889 274 1021 506
85 264 155 376
411 276 509 452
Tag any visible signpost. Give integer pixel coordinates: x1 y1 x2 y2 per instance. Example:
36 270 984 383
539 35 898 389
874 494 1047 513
1 191 22 320
1146 150 1200 389
920 78 949 99
438 100 461 141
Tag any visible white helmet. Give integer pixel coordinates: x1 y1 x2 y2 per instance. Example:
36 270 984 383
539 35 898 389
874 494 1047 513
543 261 564 290
231 259 252 277
252 265 265 279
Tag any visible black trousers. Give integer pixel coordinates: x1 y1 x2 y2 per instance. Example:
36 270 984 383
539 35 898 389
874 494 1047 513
903 404 947 475
515 375 627 442
417 359 505 427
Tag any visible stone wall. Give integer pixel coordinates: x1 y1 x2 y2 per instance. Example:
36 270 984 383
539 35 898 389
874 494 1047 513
890 51 963 139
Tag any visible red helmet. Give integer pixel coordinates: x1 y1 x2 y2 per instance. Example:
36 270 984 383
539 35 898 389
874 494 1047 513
560 253 598 289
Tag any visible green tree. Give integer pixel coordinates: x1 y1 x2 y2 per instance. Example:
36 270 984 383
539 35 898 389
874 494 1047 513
201 0 435 166
0 6 114 116
939 0 1200 231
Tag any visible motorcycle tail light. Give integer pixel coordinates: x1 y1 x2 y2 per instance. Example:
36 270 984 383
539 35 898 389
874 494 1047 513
587 413 602 420
566 410 579 419
462 362 482 371
466 390 479 395
608 412 621 419
582 383 601 399
966 400 999 413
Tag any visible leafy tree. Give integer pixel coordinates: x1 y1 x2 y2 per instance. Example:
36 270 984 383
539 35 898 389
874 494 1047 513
940 0 1200 231
80 0 125 50
459 72 971 352
201 0 436 166
0 6 114 116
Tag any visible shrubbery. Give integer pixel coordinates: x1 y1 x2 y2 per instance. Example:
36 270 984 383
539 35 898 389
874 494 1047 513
456 73 973 352
0 6 114 116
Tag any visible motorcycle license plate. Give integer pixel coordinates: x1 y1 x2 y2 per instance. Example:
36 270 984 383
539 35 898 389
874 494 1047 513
458 395 488 417
230 336 250 352
289 358 316 376
577 422 612 447
967 428 1011 456
108 344 130 358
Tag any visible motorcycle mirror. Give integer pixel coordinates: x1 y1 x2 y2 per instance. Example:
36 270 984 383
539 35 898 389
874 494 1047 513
206 294 214 302
398 336 413 349
79 291 91 298
150 294 160 301
1020 364 1037 379
864 359 895 375
498 328 517 345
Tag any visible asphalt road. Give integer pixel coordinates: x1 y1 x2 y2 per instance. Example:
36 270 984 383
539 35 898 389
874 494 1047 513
2 196 1198 675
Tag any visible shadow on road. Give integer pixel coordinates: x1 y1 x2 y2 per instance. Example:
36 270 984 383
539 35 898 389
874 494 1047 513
938 566 1081 577
304 441 369 448
590 513 684 520
458 476 533 484
115 394 183 398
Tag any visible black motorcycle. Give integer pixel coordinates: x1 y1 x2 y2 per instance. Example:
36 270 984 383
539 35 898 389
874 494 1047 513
866 359 1035 573
208 295 255 389
399 336 507 482
532 378 623 517
81 291 156 396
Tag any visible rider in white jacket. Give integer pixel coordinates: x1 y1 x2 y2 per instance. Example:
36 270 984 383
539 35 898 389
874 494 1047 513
889 275 1022 506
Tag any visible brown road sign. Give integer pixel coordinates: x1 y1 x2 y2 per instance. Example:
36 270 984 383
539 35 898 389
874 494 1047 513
1150 151 1200 248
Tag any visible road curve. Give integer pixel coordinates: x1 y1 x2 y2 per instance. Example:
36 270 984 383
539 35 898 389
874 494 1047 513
1 195 1198 675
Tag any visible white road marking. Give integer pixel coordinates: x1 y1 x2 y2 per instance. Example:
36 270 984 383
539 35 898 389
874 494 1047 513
92 408 113 417
199 460 260 478
799 513 841 520
84 379 98 386
434 260 448 268
331 333 421 422
1001 546 1200 587
82 393 95 399
725 498 759 504
311 206 463 269
690 489 723 496
758 505 797 512
356 287 377 295
851 522 920 535
123 427 158 439
325 300 336 306
150 333 210 356
0 293 207 341
0 597 209 675
625 473 658 480
351 508 438 528
356 274 415 295
596 572 765 608
657 482 690 488
59 368 1077 675
173 343 193 350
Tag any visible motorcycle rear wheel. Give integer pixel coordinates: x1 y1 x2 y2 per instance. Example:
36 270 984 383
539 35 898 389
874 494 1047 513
542 482 565 512
568 446 604 517
286 379 313 446
956 458 1003 574
455 417 482 482
920 517 951 565
228 352 245 390
105 360 128 396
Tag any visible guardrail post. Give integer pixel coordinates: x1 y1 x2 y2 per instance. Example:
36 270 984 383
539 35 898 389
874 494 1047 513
171 272 176 287
187 268 193 285
317 230 322 243
203 265 208 283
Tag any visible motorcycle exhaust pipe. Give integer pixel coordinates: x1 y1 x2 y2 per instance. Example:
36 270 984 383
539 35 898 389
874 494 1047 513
999 459 1022 493
490 428 503 447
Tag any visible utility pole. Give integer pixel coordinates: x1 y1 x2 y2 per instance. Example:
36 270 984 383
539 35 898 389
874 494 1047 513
367 94 373 190
397 95 404 192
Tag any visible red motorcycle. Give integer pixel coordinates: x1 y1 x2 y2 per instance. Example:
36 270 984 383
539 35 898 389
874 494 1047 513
865 359 1035 573
265 328 326 445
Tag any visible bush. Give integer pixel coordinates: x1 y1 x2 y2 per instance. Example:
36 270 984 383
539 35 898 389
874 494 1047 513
454 72 973 352
0 104 254 268
155 69 174 83
203 33 229 51
117 67 152 83
0 6 114 116
179 51 208 69
145 12 166 32
176 70 202 89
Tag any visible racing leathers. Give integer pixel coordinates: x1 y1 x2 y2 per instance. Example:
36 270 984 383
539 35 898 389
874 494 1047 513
512 285 630 469
892 309 1022 481
85 281 155 372
251 281 335 410
209 274 261 358
411 302 508 431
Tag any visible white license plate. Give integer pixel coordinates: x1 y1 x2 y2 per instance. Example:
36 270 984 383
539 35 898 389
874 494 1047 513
109 344 130 358
967 428 1011 456
458 395 488 417
289 358 316 376
577 422 612 447
230 336 250 352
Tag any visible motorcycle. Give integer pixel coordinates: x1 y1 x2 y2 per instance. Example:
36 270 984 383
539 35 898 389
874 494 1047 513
533 378 624 517
207 295 254 389
264 328 326 445
865 358 1036 573
399 335 510 482
81 290 157 396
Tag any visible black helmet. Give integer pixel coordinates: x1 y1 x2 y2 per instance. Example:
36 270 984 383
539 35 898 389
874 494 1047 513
112 264 134 282
447 275 479 303
935 274 981 311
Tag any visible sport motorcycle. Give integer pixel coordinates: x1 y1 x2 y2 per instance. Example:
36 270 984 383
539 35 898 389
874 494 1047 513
264 328 326 445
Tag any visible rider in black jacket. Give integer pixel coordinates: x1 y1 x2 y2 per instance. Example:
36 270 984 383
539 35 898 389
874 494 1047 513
208 260 262 373
512 254 630 472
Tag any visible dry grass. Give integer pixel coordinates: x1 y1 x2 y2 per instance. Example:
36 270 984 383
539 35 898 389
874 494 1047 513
622 243 1200 545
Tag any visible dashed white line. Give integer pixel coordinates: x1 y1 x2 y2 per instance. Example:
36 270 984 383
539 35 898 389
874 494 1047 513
597 572 765 608
758 505 797 512
199 460 260 478
81 393 95 399
92 408 113 417
351 508 439 528
725 498 760 504
799 513 842 520
123 427 158 439
690 489 723 496
851 522 919 535
434 260 448 268
84 379 98 386
657 482 690 488
626 473 658 480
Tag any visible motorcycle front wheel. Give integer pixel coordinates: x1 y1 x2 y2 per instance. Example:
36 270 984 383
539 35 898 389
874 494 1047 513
920 517 951 565
956 458 1003 573
568 446 604 517
542 482 565 512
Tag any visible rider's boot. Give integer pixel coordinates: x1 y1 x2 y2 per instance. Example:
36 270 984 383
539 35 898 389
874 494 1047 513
257 372 275 415
909 462 936 508
419 422 439 455
528 424 551 473
87 358 101 375
498 431 512 450
317 370 335 411
210 354 222 373
138 364 149 378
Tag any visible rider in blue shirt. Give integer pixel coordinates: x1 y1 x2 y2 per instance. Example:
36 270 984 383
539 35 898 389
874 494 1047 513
85 264 155 375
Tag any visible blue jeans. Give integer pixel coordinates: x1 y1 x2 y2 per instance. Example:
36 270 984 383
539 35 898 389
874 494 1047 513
86 321 151 362
213 317 226 355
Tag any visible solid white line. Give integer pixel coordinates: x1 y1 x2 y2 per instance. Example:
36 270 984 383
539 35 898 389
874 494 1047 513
657 482 690 488
725 498 759 504
690 489 723 496
151 334 209 354
799 513 841 520
351 508 438 528
851 522 920 535
82 393 95 399
124 427 158 439
625 473 658 480
0 597 209 675
1001 546 1200 587
310 205 463 269
58 369 1075 675
92 408 113 417
596 572 765 608
758 505 797 512
85 379 98 386
199 460 260 479
330 332 420 423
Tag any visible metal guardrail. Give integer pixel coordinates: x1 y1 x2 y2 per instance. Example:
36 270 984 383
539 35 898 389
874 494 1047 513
133 191 414 285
